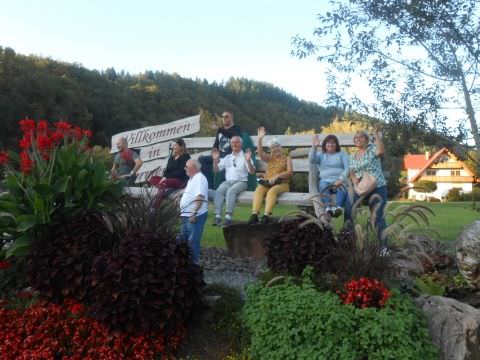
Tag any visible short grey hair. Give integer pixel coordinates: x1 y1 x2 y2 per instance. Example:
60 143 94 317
188 158 201 170
231 136 243 144
118 137 128 147
269 137 281 147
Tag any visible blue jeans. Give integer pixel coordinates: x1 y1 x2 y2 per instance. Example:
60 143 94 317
177 212 208 264
344 185 388 247
318 180 347 208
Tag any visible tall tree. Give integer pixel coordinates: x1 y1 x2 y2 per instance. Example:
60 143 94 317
292 0 480 164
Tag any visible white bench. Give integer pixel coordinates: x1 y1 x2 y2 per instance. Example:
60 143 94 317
126 133 356 211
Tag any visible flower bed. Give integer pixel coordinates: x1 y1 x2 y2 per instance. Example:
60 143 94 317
0 297 184 359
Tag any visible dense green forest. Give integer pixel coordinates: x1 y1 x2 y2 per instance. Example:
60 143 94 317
0 46 337 148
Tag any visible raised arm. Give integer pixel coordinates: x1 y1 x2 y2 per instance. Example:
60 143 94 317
244 149 256 175
309 135 322 164
375 127 385 156
256 127 270 162
212 148 220 173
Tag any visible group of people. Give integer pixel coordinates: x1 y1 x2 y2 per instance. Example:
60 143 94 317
111 110 389 263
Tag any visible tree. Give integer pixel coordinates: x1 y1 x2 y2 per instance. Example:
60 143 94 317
292 0 480 163
414 180 437 193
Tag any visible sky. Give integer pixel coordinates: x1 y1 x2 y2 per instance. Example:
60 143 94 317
0 0 349 105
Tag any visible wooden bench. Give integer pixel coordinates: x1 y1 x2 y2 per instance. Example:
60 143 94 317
126 133 356 211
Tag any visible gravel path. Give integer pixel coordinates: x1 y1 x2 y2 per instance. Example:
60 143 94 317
199 247 266 294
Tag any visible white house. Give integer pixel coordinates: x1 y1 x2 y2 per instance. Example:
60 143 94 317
403 148 478 201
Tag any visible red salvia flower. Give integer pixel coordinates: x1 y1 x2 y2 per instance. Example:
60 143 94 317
19 119 35 132
54 120 72 131
73 126 83 141
0 260 10 270
19 136 31 149
19 151 34 173
83 129 93 138
37 120 48 131
36 134 54 151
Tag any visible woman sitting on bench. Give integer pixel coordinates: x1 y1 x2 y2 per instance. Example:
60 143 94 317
248 127 292 225
148 138 190 205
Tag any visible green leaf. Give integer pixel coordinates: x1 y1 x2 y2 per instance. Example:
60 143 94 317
33 183 54 197
6 235 31 257
16 215 38 232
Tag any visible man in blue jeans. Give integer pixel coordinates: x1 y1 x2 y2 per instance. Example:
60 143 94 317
177 159 209 264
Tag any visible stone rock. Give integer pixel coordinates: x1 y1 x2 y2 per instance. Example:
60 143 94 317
222 219 284 258
456 221 480 288
415 295 480 360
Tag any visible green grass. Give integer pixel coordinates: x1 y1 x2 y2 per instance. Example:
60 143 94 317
201 202 479 248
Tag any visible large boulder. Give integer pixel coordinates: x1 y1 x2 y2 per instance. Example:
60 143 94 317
456 221 480 288
415 295 480 360
223 219 285 258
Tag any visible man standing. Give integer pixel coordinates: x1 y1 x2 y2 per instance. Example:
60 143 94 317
212 136 255 226
199 111 241 188
178 159 209 264
111 137 143 185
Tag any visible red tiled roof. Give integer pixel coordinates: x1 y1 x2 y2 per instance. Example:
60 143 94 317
403 155 428 169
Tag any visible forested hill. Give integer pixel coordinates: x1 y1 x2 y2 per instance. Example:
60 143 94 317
0 47 335 147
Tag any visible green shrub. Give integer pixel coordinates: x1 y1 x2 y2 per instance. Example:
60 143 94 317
414 276 446 296
446 188 463 202
242 272 438 360
414 180 437 193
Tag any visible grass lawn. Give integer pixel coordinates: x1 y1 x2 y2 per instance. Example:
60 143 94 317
201 201 479 248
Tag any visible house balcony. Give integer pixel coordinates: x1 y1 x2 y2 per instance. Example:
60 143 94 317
419 175 476 183
431 162 463 169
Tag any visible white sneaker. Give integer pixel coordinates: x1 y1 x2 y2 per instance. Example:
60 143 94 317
379 247 390 257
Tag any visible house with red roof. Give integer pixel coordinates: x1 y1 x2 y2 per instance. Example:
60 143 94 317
403 148 478 200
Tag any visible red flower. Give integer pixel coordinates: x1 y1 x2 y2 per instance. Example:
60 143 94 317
0 151 8 165
19 136 31 149
338 277 390 309
54 120 72 132
19 151 34 173
83 129 93 138
36 134 54 151
37 120 48 131
73 126 83 141
19 119 35 132
0 260 9 270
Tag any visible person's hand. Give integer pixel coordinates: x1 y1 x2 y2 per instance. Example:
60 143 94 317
211 148 220 161
312 135 320 148
188 214 197 224
257 127 266 139
334 179 343 187
245 149 252 162
269 175 278 185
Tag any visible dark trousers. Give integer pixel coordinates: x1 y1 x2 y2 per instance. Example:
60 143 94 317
344 185 388 248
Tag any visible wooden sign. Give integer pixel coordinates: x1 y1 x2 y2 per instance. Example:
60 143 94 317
110 115 200 152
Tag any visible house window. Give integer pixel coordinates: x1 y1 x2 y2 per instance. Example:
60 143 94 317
426 170 436 176
450 170 461 176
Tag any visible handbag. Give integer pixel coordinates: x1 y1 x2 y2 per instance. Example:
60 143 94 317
354 173 377 196
257 178 282 188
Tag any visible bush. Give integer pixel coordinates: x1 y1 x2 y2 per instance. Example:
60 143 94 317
414 180 437 193
0 257 28 300
446 188 463 202
26 199 205 335
242 272 438 360
264 219 336 276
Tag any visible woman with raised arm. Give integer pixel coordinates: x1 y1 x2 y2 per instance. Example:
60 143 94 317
248 127 292 225
344 127 388 251
148 138 191 205
309 134 350 217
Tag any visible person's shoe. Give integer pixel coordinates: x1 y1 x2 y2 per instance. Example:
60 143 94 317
248 214 259 225
212 217 222 226
333 207 343 218
223 218 233 226
326 207 334 217
379 247 390 257
260 215 271 224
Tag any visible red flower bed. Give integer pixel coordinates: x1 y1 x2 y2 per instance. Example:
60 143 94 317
338 277 390 309
0 298 184 359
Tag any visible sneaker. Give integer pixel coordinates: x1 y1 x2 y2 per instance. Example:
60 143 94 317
326 207 334 217
260 215 271 224
212 217 222 226
379 247 390 257
248 214 259 225
223 218 233 226
333 207 343 218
